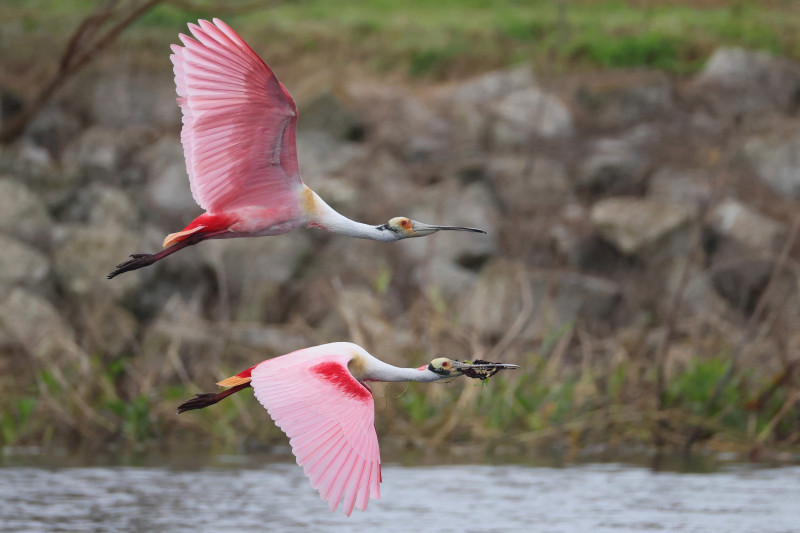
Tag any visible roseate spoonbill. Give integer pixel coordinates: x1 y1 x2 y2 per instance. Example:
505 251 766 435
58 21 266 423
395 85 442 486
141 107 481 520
107 18 484 279
177 342 519 516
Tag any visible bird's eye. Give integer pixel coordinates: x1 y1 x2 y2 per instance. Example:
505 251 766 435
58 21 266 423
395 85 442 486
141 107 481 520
441 361 450 368
400 220 409 228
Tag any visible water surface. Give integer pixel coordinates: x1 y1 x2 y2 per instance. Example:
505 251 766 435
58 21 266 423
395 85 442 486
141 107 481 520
1 460 798 532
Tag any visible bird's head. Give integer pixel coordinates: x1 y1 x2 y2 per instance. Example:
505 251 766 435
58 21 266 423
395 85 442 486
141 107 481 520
382 217 486 239
426 357 519 381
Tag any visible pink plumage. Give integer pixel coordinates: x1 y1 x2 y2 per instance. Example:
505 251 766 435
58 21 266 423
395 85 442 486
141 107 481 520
251 346 381 516
107 19 484 279
171 18 302 213
177 342 518 515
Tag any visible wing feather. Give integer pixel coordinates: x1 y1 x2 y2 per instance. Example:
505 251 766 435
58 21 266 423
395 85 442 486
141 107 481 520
171 18 303 213
251 345 382 516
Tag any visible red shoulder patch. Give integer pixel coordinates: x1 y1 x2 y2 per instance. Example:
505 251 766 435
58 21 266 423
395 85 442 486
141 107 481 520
311 361 372 402
182 212 236 235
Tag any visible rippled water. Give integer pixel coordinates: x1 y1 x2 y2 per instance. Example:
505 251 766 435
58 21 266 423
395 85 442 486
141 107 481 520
1 459 798 532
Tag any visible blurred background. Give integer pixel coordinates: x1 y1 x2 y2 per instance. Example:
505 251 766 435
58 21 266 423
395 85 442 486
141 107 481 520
2 0 800 479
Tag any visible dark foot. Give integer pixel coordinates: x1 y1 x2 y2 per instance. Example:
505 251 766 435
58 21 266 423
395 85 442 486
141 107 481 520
177 393 220 414
107 253 157 279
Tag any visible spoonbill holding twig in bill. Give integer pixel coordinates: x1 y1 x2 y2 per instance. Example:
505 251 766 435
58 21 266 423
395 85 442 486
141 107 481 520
107 18 485 279
177 342 519 516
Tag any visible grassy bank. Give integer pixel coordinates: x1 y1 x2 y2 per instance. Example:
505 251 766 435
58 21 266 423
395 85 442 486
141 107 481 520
3 0 800 85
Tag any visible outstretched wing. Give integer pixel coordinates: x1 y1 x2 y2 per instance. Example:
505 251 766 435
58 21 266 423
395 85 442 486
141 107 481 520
170 18 303 213
251 345 381 516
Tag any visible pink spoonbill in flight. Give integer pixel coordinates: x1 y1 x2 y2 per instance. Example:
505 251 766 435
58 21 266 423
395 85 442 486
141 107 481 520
107 19 484 279
177 342 519 516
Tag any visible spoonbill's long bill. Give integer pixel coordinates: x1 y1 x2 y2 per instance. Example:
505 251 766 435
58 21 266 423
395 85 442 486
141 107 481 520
107 19 484 279
177 342 519 516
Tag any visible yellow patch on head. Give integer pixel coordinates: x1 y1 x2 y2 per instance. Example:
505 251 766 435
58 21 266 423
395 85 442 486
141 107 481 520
388 217 414 234
430 357 455 371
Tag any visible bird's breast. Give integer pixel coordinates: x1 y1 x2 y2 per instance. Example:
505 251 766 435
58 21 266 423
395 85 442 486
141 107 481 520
226 205 304 236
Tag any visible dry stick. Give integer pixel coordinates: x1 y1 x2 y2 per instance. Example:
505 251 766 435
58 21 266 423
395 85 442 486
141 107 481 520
0 0 164 144
756 391 800 444
683 214 800 457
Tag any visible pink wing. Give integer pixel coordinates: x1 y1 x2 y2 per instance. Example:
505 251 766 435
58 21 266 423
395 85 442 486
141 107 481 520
251 345 381 516
170 18 303 213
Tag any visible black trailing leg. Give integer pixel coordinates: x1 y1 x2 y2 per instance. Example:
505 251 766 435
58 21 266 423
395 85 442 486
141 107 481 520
177 382 252 414
107 233 205 279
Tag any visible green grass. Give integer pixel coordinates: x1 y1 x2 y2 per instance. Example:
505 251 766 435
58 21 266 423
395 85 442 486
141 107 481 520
4 0 800 82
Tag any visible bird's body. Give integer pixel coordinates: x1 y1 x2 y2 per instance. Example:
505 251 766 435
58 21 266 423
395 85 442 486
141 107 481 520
108 19 483 279
177 342 518 516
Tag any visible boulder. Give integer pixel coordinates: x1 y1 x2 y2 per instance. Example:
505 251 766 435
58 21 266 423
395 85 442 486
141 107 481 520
744 126 800 199
401 182 499 298
0 176 52 243
442 66 536 142
199 232 312 321
62 125 126 183
691 47 800 117
577 125 655 196
708 199 786 254
297 90 364 141
351 86 451 164
573 71 673 129
68 66 180 129
137 137 196 217
51 223 141 298
23 104 82 156
0 234 49 287
0 288 75 358
648 167 712 208
490 86 574 147
460 260 621 342
590 197 694 256
296 131 365 188
486 156 570 213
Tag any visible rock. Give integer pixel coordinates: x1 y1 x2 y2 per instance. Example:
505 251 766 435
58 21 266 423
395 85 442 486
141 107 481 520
0 234 49 287
691 47 800 117
352 87 451 164
648 167 712 208
226 323 312 355
68 66 180 129
64 184 138 227
574 71 673 129
663 257 729 317
79 300 139 357
51 223 141 298
590 197 694 256
23 104 82 156
577 126 654 196
708 199 786 253
335 287 416 361
137 137 196 216
296 131 365 186
441 67 535 147
487 156 570 213
401 182 499 298
448 66 536 105
297 90 364 141
199 232 312 321
744 126 800 199
490 87 574 147
61 126 123 182
0 176 52 243
460 260 620 342
0 288 75 358
530 270 621 326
